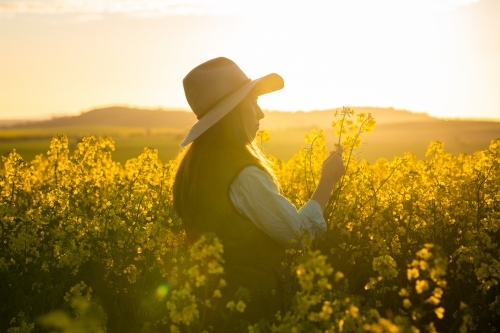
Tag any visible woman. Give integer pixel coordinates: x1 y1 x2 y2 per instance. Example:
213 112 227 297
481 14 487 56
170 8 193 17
173 57 345 327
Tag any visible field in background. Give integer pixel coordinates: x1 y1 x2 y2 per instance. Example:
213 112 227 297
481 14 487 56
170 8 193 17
0 126 185 165
1 106 499 165
2 122 499 166
264 120 500 162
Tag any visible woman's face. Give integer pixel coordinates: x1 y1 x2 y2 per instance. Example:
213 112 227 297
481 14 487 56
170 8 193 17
241 94 265 142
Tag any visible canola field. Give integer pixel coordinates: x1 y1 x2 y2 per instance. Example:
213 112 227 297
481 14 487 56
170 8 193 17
1 109 499 332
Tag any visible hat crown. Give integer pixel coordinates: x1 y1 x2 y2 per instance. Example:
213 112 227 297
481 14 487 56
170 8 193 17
183 57 250 118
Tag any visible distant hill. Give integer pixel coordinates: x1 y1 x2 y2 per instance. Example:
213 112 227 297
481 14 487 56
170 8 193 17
1 106 499 164
262 107 438 130
0 119 33 127
7 106 440 130
9 107 197 129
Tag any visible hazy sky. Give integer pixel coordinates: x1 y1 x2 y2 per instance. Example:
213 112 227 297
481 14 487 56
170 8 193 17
1 0 499 120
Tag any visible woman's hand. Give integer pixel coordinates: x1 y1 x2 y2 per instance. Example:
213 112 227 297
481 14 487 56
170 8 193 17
320 145 346 186
310 145 345 211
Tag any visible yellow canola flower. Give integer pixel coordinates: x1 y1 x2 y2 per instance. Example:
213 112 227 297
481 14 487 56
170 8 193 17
407 268 419 280
212 289 222 298
416 247 433 261
415 280 429 294
372 255 398 279
218 279 227 288
248 324 260 333
398 288 409 297
320 301 333 320
435 307 445 319
207 260 223 274
317 277 332 290
426 296 440 305
166 287 199 325
334 271 344 282
425 287 444 305
363 318 400 333
347 304 359 318
308 311 321 322
418 260 429 271
236 300 246 313
226 301 235 311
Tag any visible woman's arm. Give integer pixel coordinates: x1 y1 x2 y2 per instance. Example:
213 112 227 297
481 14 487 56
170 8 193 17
229 146 345 247
230 167 326 247
310 145 345 211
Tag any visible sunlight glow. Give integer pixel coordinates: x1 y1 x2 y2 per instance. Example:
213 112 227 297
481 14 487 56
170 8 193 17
221 0 497 119
233 4 445 115
0 0 498 120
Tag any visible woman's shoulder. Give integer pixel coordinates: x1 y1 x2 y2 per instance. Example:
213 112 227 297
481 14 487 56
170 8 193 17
237 165 267 177
234 165 273 187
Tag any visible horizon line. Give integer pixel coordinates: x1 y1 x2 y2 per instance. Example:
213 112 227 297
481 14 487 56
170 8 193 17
2 104 500 123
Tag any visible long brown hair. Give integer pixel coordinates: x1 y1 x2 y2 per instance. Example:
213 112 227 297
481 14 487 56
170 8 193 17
173 99 276 230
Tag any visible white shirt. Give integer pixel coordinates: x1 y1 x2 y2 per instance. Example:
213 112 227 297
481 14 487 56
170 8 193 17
229 166 327 248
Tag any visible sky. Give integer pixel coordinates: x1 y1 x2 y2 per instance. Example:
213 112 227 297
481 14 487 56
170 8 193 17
1 0 499 120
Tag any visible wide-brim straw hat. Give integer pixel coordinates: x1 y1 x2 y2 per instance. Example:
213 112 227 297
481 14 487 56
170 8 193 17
180 57 284 146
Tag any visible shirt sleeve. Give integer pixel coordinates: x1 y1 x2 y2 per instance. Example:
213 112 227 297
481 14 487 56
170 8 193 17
229 166 327 248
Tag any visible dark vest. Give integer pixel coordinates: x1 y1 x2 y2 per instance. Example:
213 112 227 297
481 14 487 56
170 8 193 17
184 153 290 327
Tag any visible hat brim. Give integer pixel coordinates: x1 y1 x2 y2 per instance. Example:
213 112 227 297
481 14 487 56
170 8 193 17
180 73 283 147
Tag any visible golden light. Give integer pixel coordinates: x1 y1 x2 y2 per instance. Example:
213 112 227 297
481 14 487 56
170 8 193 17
0 0 498 120
228 2 452 117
